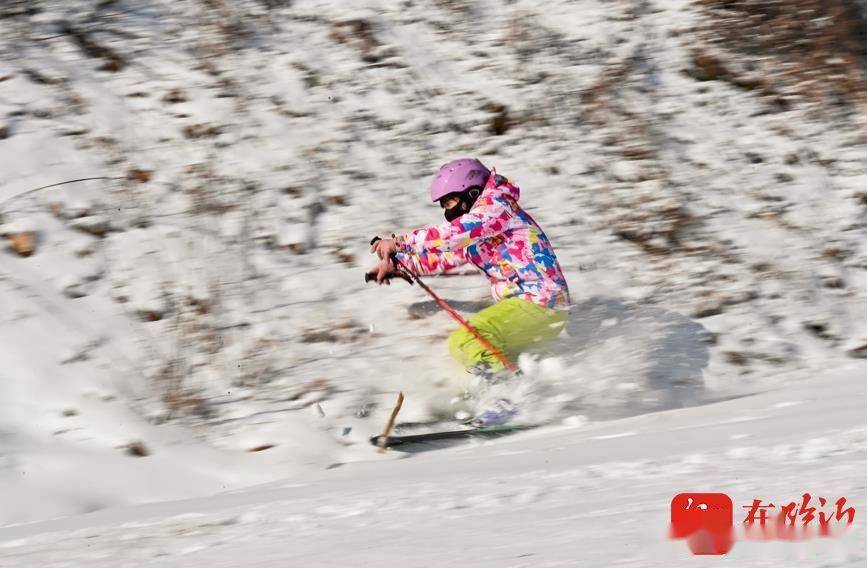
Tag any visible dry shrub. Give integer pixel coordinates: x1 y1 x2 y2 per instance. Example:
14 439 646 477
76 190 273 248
301 320 366 343
127 168 152 183
58 21 128 72
182 123 222 139
8 232 35 256
696 0 867 113
330 18 381 63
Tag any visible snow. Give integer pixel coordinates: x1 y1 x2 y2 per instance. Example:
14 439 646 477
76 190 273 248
1 365 865 566
1 0 866 565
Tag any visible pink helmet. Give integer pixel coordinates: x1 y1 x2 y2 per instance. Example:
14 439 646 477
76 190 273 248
429 159 491 202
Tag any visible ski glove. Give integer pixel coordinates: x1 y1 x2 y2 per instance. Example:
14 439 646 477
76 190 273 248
366 259 410 285
370 237 398 260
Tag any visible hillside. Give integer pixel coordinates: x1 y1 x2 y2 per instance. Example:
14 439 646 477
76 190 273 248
0 1 865 561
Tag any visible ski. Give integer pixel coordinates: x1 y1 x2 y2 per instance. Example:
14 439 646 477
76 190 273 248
370 423 534 449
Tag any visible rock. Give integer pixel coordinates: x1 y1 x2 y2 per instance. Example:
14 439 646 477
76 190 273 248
816 265 846 289
127 168 152 183
843 338 867 359
60 337 105 363
123 440 150 457
745 151 764 164
22 67 66 85
182 123 222 139
51 199 92 220
846 344 867 358
162 88 188 104
68 215 112 237
821 246 853 261
0 122 10 139
724 349 788 366
137 309 164 322
685 49 730 82
301 328 338 343
278 224 307 253
59 21 128 72
692 298 724 319
330 18 381 63
802 319 836 341
1 219 38 256
333 247 354 264
325 193 349 206
62 283 88 299
610 160 643 182
57 121 89 136
699 330 719 345
70 236 99 258
722 290 758 306
487 102 511 135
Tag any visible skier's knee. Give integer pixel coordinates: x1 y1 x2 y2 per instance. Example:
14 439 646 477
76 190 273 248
447 327 507 370
447 327 474 366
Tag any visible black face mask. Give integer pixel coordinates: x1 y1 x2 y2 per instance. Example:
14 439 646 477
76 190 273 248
443 204 464 222
442 187 481 222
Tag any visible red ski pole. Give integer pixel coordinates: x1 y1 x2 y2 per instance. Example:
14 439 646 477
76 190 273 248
367 237 518 373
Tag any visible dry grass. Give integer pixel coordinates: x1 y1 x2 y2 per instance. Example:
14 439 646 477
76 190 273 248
329 18 381 63
8 232 35 256
696 0 867 115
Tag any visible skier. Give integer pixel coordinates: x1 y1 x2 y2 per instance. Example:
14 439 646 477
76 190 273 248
368 159 571 392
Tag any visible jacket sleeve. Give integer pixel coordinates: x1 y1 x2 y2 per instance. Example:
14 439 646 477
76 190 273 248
394 246 468 276
398 196 512 255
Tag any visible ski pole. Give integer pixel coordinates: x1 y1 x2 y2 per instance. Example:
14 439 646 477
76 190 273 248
367 237 518 373
376 391 404 452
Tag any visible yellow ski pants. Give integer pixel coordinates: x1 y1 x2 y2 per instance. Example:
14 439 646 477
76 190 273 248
447 297 568 371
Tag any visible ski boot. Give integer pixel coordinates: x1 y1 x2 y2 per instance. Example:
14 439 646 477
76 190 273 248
466 398 518 427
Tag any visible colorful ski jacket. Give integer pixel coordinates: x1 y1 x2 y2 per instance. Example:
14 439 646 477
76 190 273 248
395 169 570 309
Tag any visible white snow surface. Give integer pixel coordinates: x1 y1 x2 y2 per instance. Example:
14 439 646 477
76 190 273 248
1 365 866 566
0 0 865 565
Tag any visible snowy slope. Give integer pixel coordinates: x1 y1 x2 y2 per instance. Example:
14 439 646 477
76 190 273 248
0 0 866 562
1 363 865 566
